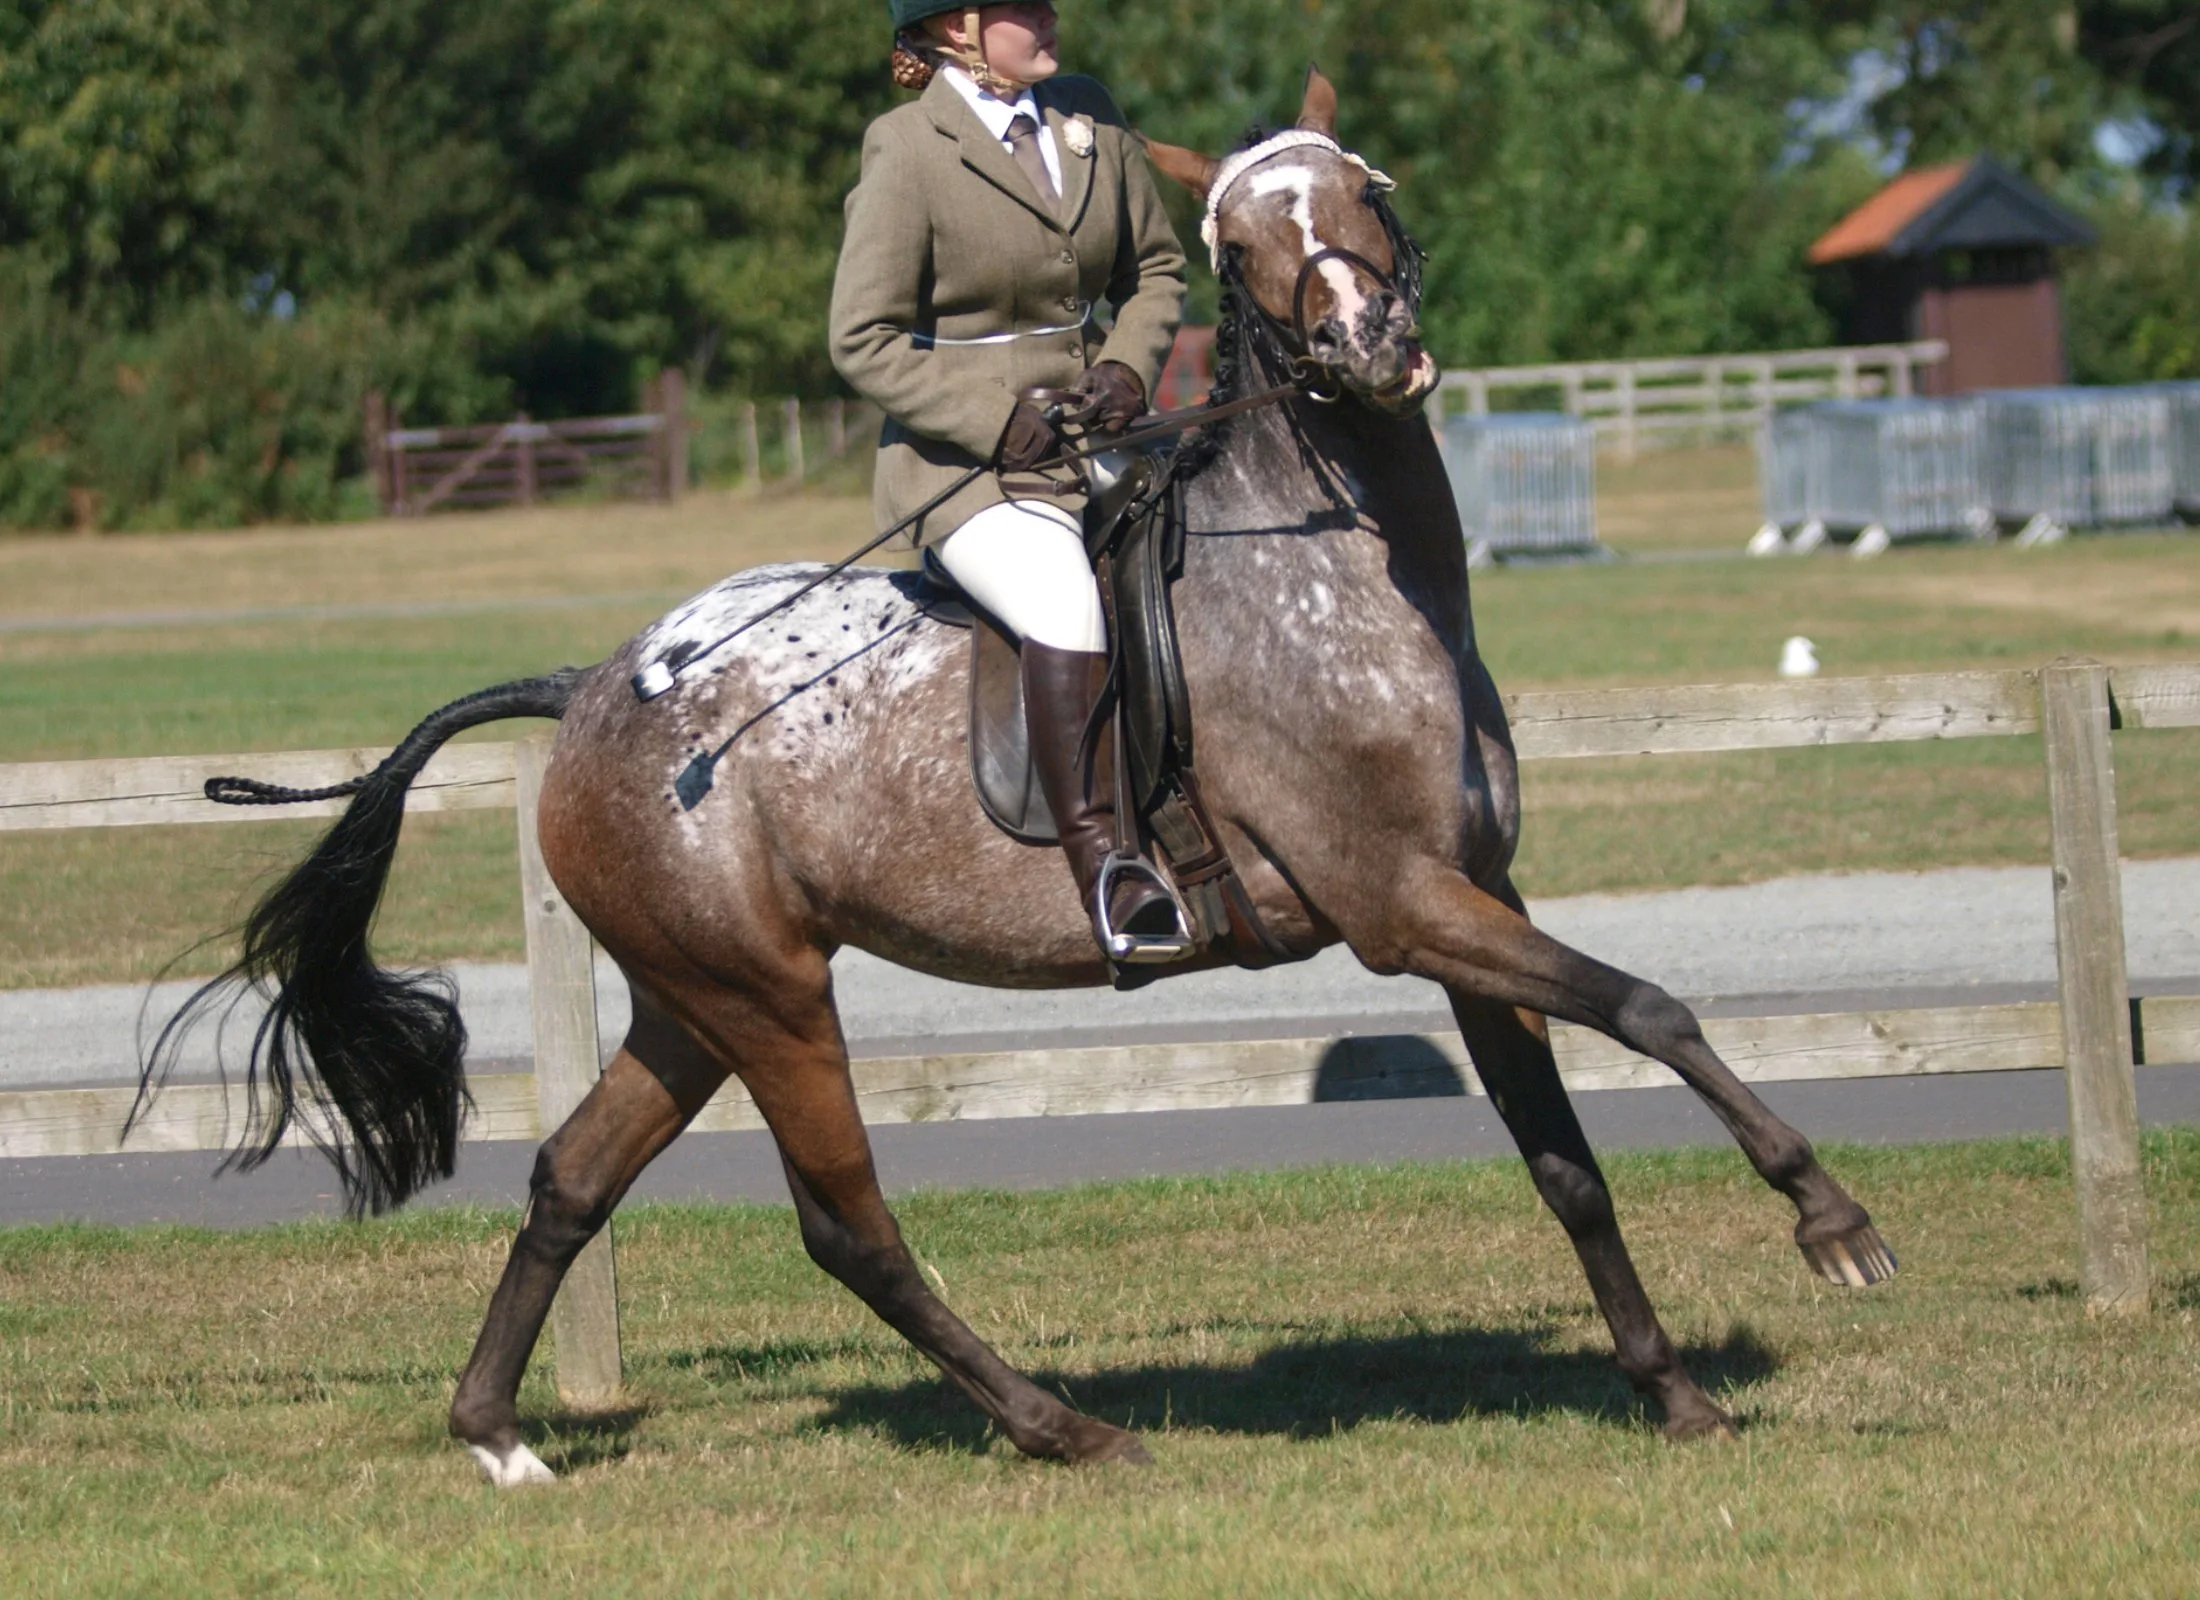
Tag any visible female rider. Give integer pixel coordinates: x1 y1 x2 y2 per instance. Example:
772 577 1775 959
831 1 1189 958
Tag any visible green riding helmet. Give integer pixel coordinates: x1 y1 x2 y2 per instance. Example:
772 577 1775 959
890 0 1057 30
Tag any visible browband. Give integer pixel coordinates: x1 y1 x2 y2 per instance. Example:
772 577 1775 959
1198 129 1395 274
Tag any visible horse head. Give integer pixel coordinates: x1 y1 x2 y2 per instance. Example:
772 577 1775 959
1145 68 1440 414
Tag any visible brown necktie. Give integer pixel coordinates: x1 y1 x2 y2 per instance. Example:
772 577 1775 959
1005 113 1060 212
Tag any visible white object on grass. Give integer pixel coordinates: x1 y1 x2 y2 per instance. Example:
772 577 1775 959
1778 636 1819 679
1746 522 1786 557
2014 513 2067 547
1787 519 1826 554
1851 524 1890 559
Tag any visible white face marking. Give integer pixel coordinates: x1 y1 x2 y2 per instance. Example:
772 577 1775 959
467 1442 555 1488
1244 161 1370 327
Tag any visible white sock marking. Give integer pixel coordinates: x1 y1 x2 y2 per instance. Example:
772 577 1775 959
467 1441 556 1488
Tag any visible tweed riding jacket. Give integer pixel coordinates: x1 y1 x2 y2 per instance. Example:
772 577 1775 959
829 71 1187 548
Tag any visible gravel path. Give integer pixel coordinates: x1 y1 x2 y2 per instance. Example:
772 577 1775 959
9 859 2197 1091
5 860 2195 1227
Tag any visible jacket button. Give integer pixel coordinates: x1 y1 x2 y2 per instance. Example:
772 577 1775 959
1068 342 1083 359
1059 250 1075 265
1062 295 1078 312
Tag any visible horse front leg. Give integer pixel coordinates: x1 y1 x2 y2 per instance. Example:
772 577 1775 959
1372 861 1895 1287
449 996 725 1486
1450 991 1735 1439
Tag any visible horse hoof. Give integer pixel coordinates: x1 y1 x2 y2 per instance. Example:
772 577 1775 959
1661 1407 1739 1444
1798 1223 1898 1288
466 1441 557 1488
1064 1420 1153 1466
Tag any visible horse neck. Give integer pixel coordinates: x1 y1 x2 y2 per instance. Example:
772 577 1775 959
1187 340 1472 652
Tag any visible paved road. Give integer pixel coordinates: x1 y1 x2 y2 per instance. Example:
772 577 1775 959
11 1067 2200 1230
4 860 2196 1227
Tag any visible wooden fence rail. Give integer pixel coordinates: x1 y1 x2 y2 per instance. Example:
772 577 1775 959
1434 340 1949 458
3 659 2196 1393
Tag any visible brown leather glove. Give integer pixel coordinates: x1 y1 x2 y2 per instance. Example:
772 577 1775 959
1068 361 1145 433
996 401 1063 471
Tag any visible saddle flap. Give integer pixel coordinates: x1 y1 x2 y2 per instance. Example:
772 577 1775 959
968 615 1058 846
1107 472 1193 806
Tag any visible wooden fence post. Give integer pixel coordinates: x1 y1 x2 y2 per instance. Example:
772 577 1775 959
514 732 625 1399
783 397 805 484
660 369 688 503
825 397 846 459
514 414 537 509
363 391 391 516
2039 659 2149 1315
388 403 410 516
740 401 761 493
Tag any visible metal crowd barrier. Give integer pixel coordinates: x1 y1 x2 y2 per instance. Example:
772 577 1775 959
1760 386 2188 549
1757 398 1988 545
1437 412 1601 558
1978 388 2175 532
2158 381 2200 518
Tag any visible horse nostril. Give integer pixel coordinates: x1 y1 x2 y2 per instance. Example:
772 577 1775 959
1308 318 1347 357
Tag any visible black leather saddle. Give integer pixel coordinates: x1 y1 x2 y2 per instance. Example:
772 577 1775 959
915 448 1299 971
913 446 1179 845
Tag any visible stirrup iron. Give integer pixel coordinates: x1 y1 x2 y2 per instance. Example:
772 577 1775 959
1092 853 1194 964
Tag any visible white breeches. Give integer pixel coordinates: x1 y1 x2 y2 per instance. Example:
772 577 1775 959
933 500 1107 653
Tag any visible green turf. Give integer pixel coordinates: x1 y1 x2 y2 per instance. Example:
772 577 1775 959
2 530 2195 987
5 1137 2200 1596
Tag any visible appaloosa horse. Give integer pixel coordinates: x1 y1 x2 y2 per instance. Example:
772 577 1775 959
146 70 1893 1487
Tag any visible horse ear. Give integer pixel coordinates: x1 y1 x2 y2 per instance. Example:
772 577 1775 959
1297 64 1338 136
1141 136 1221 200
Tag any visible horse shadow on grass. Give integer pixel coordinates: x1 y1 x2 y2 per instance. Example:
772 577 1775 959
520 1403 653 1472
804 1322 1780 1454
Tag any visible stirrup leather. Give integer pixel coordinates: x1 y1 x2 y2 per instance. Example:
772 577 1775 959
1092 853 1194 965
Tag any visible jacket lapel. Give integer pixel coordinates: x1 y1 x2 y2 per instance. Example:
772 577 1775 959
922 73 1065 233
1039 92 1095 235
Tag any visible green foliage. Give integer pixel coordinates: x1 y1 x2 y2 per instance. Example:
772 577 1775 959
2065 193 2200 383
1 0 2196 529
0 270 507 530
0 0 251 317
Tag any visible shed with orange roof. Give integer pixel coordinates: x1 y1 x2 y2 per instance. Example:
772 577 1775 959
1811 156 2094 396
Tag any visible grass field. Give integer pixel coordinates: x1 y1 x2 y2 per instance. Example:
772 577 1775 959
2 472 2196 989
4 1138 2199 1596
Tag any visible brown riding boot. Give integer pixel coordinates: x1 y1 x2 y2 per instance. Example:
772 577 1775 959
1020 642 1186 960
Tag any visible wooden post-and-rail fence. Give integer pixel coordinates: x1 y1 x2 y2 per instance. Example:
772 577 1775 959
1433 339 1950 459
365 371 690 518
3 659 2196 1400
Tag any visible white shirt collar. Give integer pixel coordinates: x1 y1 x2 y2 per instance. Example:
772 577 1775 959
940 65 1041 142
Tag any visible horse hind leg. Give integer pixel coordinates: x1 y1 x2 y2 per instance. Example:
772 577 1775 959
449 989 728 1487
1381 863 1894 1288
683 972 1149 1466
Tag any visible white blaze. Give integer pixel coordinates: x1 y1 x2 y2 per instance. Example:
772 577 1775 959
1244 163 1370 329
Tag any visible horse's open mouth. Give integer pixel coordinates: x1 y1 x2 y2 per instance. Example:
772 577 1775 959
1366 348 1441 414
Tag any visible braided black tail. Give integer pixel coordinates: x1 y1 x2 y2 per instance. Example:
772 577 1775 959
134 669 587 1217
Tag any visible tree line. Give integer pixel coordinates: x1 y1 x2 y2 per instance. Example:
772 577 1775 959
2 0 2194 528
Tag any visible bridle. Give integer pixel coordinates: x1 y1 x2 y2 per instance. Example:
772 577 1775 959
1204 134 1428 406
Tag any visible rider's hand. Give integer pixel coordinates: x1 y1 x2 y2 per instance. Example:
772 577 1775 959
996 402 1063 471
1068 362 1145 433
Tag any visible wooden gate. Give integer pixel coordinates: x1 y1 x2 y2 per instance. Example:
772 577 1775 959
365 371 689 516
